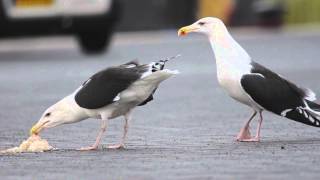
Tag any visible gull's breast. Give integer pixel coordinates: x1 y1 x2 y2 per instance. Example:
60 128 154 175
216 61 254 107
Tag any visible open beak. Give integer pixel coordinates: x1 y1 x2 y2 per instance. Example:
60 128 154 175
30 120 49 135
178 25 198 36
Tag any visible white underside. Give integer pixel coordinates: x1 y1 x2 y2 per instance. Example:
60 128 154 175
209 37 264 111
216 60 264 111
210 34 316 113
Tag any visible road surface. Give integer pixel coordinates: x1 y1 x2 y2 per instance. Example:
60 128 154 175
0 28 320 180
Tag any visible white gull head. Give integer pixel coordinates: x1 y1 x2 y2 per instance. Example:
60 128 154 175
178 17 226 37
30 96 87 135
178 17 255 108
178 17 251 63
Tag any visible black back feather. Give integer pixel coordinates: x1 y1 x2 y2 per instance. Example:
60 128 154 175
241 62 320 127
75 65 148 109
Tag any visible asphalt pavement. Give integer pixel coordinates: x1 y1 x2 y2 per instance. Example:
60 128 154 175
1 28 320 180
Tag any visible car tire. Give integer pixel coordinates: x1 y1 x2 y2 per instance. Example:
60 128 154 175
77 29 113 54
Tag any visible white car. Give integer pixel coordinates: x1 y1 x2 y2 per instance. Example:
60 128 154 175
0 0 121 54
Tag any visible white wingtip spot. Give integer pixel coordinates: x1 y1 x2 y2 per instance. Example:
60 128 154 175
308 116 315 123
113 94 120 102
252 73 265 79
281 109 292 117
303 110 309 118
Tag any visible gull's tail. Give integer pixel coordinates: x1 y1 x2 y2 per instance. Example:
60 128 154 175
304 100 320 127
152 54 181 71
138 55 180 107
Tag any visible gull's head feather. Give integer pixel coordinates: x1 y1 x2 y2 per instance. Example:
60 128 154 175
178 17 226 37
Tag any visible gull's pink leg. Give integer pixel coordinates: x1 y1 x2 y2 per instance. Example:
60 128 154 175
239 111 263 142
255 111 263 141
236 111 256 141
108 111 132 149
79 119 108 151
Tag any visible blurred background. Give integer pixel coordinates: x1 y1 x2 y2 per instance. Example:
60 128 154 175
1 1 320 179
0 0 320 54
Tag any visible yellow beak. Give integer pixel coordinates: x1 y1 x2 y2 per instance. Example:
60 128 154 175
30 121 48 135
178 25 198 36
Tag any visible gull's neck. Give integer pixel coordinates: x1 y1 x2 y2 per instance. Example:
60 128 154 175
208 26 251 66
63 95 89 121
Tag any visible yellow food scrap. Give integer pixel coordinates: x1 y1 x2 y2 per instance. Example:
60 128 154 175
0 135 53 154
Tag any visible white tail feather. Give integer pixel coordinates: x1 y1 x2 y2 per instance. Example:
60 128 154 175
304 88 316 101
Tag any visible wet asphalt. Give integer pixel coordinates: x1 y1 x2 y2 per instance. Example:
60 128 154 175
1 28 320 180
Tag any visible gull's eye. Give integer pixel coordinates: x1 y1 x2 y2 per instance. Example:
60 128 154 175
45 112 51 117
198 22 205 26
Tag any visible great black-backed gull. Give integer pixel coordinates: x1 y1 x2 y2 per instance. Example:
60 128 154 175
30 57 179 150
178 17 320 142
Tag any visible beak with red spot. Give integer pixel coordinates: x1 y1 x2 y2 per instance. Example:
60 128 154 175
178 24 199 36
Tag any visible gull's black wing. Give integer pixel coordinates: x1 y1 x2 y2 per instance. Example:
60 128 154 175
241 62 320 127
75 63 149 109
